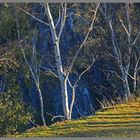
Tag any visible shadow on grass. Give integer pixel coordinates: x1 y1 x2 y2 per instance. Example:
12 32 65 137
62 126 140 137
85 123 140 127
94 116 140 119
50 121 140 131
96 112 140 115
78 121 140 125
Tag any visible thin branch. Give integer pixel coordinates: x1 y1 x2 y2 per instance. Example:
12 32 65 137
73 13 90 25
21 47 37 83
124 57 140 80
15 8 20 40
92 66 126 82
126 4 132 35
18 7 50 26
67 3 100 75
124 69 135 80
67 78 73 88
119 18 130 38
29 119 40 127
74 57 95 87
132 29 140 46
37 56 44 83
75 104 86 117
134 57 140 72
15 7 36 79
58 3 67 41
55 6 61 28
39 65 59 78
51 115 65 122
99 5 110 25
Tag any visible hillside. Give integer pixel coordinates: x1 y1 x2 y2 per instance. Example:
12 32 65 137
11 98 140 137
0 3 140 136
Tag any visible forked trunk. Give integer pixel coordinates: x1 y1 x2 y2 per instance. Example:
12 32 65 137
45 3 70 120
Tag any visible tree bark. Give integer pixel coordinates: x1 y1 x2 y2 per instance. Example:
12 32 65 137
133 57 140 92
45 3 100 119
69 87 75 119
123 71 131 100
21 48 46 126
45 3 70 119
15 6 47 125
36 84 46 125
61 78 70 119
133 72 137 92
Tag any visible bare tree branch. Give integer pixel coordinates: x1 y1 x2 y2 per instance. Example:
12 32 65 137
126 4 132 36
67 3 100 76
58 3 67 41
92 66 126 82
119 18 130 38
74 57 95 87
135 57 140 72
51 115 65 122
18 7 50 26
39 65 59 78
124 69 135 80
55 6 61 28
132 29 140 46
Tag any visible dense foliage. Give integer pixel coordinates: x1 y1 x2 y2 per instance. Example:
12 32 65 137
0 87 32 136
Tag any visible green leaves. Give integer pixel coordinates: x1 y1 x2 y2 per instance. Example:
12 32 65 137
0 88 32 136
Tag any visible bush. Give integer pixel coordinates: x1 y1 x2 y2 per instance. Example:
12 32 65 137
0 87 32 136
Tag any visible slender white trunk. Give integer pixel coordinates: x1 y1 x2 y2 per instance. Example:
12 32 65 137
36 84 46 126
69 87 75 119
21 49 46 126
109 22 131 100
120 61 131 100
133 71 137 92
117 59 131 101
45 3 70 119
61 78 70 119
123 73 131 100
16 8 46 125
133 57 140 92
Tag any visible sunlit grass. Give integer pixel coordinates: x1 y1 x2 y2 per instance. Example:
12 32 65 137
10 98 140 137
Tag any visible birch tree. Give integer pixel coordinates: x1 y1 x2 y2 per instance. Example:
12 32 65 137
15 9 46 125
21 43 46 126
44 3 100 119
17 3 100 120
99 3 140 100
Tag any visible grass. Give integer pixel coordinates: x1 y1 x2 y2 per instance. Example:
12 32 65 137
10 98 140 137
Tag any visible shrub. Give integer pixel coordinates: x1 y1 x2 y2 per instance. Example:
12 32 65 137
0 87 32 136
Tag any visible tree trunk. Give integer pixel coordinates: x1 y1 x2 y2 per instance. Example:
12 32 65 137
120 66 131 100
60 78 70 119
21 48 46 126
45 3 70 120
133 69 137 92
26 58 46 126
133 57 139 92
124 75 131 100
109 21 131 100
36 84 46 126
69 87 75 119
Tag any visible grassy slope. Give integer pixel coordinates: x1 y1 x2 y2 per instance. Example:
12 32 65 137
12 98 140 137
